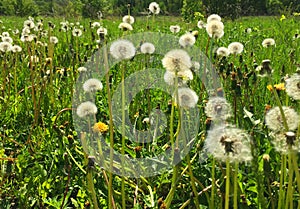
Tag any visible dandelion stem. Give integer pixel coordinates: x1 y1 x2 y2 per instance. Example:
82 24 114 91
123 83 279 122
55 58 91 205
285 152 294 209
121 64 126 209
81 132 99 209
225 158 230 209
211 158 216 209
187 154 200 209
103 44 115 209
278 154 287 209
233 162 238 209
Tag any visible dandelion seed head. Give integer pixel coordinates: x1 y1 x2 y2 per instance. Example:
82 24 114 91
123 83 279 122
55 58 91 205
170 25 181 33
72 28 83 37
140 42 155 54
262 38 275 48
207 14 222 23
206 20 224 39
11 45 22 53
83 78 103 92
285 73 300 100
205 96 232 121
49 36 58 44
269 131 300 154
2 32 10 37
216 47 230 57
179 33 196 48
149 2 160 15
110 39 136 60
24 20 35 29
76 101 98 118
228 42 244 54
78 67 87 73
0 42 12 52
97 27 108 36
265 106 300 131
122 15 135 24
174 87 198 108
2 36 13 44
91 22 101 28
197 20 206 29
204 125 252 163
162 49 192 73
118 22 133 31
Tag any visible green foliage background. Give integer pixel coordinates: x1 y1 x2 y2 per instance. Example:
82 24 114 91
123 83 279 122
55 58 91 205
0 0 300 19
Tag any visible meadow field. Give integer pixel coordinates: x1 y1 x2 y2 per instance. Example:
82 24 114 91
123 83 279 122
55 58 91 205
0 8 300 209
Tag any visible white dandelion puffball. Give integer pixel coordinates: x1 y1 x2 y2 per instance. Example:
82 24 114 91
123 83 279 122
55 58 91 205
285 73 300 100
216 47 230 57
163 70 193 86
76 101 98 118
207 14 222 23
170 25 181 33
118 22 133 31
2 36 13 44
149 2 160 14
175 87 199 108
97 27 108 36
204 125 252 163
24 20 35 29
78 66 87 73
11 45 22 53
140 42 155 54
162 49 192 73
205 96 232 121
83 78 103 93
72 28 83 37
269 131 300 154
197 20 206 29
0 42 12 52
206 20 224 39
110 39 136 60
265 106 300 131
91 22 101 28
50 36 58 44
228 42 244 54
262 38 275 48
122 15 135 24
179 33 196 48
2 32 10 37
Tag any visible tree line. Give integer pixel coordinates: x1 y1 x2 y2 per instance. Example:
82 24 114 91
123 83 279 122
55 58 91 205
0 0 300 20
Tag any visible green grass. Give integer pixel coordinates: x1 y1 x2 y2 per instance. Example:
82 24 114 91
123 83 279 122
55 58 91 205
0 14 300 209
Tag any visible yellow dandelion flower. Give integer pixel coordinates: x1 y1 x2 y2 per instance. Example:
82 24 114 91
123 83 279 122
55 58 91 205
274 83 285 91
93 122 109 133
267 83 285 91
280 14 286 21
